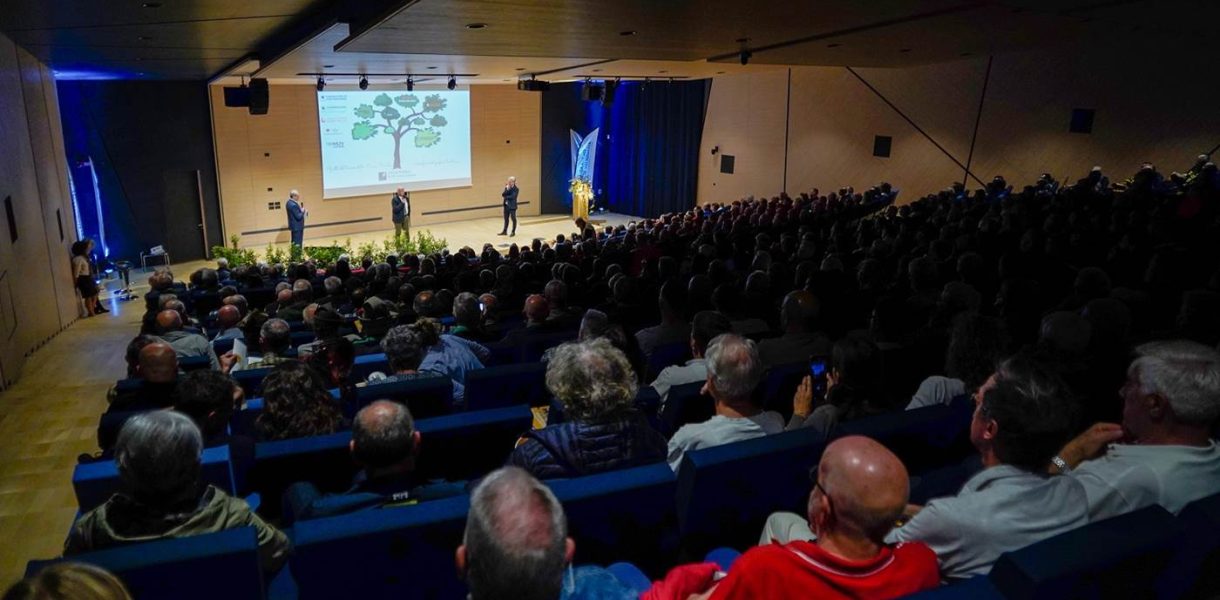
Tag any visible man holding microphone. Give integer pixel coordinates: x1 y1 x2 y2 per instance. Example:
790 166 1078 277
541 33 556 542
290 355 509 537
286 189 307 248
499 176 518 237
392 187 411 239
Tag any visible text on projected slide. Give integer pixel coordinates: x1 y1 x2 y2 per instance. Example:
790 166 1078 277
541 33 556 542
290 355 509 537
318 90 472 198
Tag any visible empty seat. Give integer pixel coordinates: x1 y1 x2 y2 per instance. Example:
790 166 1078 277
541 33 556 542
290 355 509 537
290 495 471 599
354 376 452 418
1157 491 1220 599
659 381 713 437
26 527 265 600
547 462 679 575
74 445 234 511
988 505 1183 600
464 362 548 410
675 427 828 555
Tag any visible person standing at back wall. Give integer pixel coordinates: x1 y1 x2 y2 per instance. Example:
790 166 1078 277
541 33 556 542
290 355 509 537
392 187 411 240
499 176 518 237
286 189 307 248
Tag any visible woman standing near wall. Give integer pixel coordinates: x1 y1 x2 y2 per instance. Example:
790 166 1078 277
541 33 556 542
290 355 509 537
71 240 105 316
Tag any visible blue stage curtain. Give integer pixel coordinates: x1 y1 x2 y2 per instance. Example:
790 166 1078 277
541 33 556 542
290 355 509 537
604 80 709 218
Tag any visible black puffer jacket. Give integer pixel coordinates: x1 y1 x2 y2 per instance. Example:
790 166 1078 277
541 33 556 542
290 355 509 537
507 412 667 480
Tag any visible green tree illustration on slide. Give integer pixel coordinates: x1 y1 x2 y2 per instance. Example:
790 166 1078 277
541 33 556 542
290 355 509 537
350 93 449 169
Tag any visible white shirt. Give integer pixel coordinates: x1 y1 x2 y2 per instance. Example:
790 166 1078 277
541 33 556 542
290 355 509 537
667 412 786 471
651 358 708 410
886 464 1089 580
1071 441 1220 521
906 376 967 411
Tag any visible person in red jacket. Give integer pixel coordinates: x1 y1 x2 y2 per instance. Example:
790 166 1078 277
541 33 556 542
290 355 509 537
645 436 939 600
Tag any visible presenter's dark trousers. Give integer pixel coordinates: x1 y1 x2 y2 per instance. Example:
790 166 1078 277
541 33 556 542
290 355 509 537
291 228 303 248
502 207 517 235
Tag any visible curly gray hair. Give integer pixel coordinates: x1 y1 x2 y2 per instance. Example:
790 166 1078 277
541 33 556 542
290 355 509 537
545 338 638 421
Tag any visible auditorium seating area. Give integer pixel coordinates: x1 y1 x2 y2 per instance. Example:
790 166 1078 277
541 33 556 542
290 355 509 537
18 159 1220 599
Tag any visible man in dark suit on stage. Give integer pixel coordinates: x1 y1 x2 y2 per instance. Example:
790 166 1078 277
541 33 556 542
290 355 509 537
499 176 518 237
286 189 306 248
392 187 411 239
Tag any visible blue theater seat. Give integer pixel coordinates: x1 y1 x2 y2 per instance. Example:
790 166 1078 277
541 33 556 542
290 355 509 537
290 494 472 599
354 376 452 418
987 505 1183 600
520 330 578 362
831 400 973 475
179 355 212 372
464 362 548 410
289 330 314 347
659 381 713 436
233 367 275 397
547 462 679 575
27 528 265 600
901 577 1004 599
675 427 828 555
482 342 519 367
212 337 236 356
644 341 691 382
758 360 812 419
1157 491 1220 599
74 445 235 511
349 352 389 381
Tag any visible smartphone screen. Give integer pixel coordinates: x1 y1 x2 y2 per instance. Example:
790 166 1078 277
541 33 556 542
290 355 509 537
810 357 828 401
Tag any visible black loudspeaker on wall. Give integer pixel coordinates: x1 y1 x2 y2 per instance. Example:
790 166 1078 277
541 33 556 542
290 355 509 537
248 78 269 115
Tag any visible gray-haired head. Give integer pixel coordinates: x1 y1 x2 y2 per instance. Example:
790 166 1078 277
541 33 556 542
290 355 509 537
115 410 203 509
705 333 763 403
323 276 342 296
546 338 638 422
1129 340 1220 426
291 279 313 302
463 467 567 600
352 400 417 469
381 324 425 373
260 318 292 354
216 257 229 269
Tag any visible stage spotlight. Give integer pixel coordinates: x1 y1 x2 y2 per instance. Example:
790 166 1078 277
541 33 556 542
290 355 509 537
316 76 325 91
447 75 457 90
740 50 752 65
406 76 414 91
358 75 369 90
602 79 618 106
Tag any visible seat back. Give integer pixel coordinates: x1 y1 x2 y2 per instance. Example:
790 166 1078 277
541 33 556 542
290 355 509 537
212 337 236 356
350 352 389 381
414 405 532 481
645 342 691 382
75 445 234 511
179 355 211 372
547 463 679 574
831 400 973 475
1157 491 1220 599
483 342 519 367
355 376 452 418
464 362 548 410
520 330 577 362
675 428 828 555
233 367 274 397
97 410 143 452
659 381 713 436
757 361 810 418
988 505 1182 600
290 495 471 599
249 431 356 518
27 528 264 600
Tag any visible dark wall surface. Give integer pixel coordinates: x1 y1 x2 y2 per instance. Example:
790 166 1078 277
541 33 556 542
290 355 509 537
57 80 221 262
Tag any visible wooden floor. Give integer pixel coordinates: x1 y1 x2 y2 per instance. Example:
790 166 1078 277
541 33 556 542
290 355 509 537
0 210 638 588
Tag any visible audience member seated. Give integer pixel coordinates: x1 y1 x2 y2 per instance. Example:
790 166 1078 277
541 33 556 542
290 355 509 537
880 355 1086 580
106 342 179 415
65 411 290 573
544 279 581 329
634 281 692 363
370 324 461 399
906 314 1008 410
756 290 831 368
450 292 499 343
651 311 732 411
285 400 462 521
3 562 132 600
414 318 486 406
266 288 293 318
276 280 312 322
649 437 938 599
243 318 294 369
712 285 769 338
173 369 244 449
211 305 243 344
1055 340 1220 520
667 334 784 471
296 304 345 356
456 467 636 600
509 339 666 479
154 310 219 370
108 335 160 399
255 362 345 442
787 334 888 434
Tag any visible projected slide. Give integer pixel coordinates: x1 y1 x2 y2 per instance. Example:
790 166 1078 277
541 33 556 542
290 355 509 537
317 90 471 198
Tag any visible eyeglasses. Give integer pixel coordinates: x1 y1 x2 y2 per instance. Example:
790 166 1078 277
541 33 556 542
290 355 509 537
808 466 830 498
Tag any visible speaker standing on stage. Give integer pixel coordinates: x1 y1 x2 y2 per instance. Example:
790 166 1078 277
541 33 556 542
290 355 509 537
392 187 411 239
286 190 307 248
499 176 518 237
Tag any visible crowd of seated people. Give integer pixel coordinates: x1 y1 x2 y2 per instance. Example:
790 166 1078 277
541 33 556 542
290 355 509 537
40 155 1220 597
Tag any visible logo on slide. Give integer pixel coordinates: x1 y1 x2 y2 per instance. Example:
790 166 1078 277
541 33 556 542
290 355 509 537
350 93 449 170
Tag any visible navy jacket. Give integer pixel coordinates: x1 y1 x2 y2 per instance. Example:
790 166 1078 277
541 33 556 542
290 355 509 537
391 193 410 222
502 185 519 210
286 199 305 231
507 412 666 480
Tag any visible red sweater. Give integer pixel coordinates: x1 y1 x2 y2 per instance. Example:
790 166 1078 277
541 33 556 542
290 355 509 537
709 540 939 600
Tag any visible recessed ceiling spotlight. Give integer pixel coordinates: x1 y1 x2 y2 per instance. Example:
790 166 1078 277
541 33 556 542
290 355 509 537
427 66 438 70
619 30 636 36
592 69 602 72
716 71 725 74
406 76 414 91
658 70 667 73
515 67 525 71
323 64 334 68
141 2 161 7
137 35 152 41
465 23 487 29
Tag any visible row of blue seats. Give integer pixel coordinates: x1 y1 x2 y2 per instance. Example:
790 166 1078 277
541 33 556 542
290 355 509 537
53 399 978 599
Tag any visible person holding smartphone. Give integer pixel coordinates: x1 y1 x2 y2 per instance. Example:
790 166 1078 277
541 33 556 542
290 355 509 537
788 336 887 435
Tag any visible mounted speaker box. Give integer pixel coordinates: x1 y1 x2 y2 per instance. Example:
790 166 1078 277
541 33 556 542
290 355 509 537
248 79 269 115
517 79 551 92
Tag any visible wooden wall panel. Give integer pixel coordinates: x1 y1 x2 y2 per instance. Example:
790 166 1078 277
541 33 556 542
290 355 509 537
697 70 789 204
211 84 541 248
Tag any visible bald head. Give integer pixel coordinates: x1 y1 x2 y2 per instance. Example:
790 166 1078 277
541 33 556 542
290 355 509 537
291 279 312 302
155 310 182 334
138 342 179 383
524 294 550 324
812 436 909 544
275 289 294 304
216 305 241 329
352 400 417 469
780 290 821 333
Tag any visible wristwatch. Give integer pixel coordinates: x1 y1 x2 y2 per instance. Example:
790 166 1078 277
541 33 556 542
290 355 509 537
1050 455 1071 474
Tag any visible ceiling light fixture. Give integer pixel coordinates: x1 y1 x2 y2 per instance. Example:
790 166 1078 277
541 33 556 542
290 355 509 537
739 50 752 65
141 2 161 7
465 23 487 29
427 66 438 70
406 76 414 91
827 43 842 48
448 75 457 90
316 76 325 91
620 30 637 36
358 75 369 90
323 64 334 69
899 48 912 53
